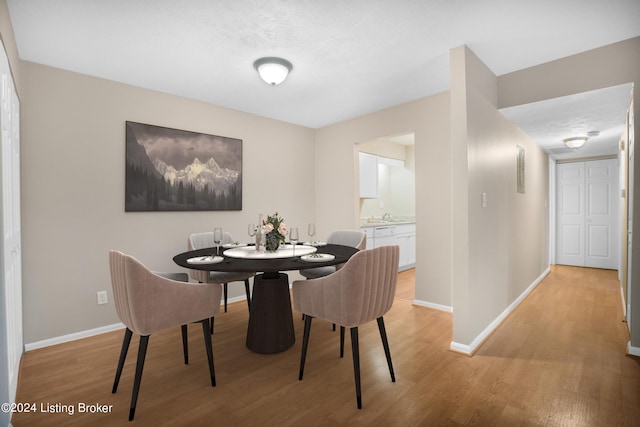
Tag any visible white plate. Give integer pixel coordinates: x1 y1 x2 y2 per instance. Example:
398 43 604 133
187 255 224 265
222 243 247 248
224 245 317 259
303 241 327 246
301 253 335 262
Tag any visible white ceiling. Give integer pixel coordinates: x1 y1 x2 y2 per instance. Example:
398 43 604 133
500 84 633 161
6 0 640 156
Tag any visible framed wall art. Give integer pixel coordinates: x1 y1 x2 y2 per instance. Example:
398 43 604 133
517 145 525 194
125 121 242 211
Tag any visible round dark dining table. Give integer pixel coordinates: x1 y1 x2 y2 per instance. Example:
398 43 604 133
173 243 359 354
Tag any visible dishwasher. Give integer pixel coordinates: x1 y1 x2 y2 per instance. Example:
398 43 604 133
374 226 396 247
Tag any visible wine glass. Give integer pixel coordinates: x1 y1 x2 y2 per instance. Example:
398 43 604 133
308 223 316 245
248 223 256 244
213 227 223 256
290 227 299 256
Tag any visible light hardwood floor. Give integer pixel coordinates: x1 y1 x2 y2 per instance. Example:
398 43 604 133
11 266 640 426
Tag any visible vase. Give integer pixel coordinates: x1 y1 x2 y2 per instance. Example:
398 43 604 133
265 233 280 252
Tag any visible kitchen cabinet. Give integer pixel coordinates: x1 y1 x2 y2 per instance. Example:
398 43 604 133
373 226 396 248
395 224 416 271
360 223 415 271
362 226 374 249
359 152 378 198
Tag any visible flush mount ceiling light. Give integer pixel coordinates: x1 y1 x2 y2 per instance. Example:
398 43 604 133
253 57 293 85
563 136 588 149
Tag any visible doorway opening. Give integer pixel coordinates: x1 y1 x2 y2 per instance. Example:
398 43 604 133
355 133 416 300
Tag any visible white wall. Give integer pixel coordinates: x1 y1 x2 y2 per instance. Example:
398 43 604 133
20 61 316 344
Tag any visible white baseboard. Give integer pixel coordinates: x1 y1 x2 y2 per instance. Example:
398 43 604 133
24 323 125 352
628 341 640 357
23 298 247 351
412 299 453 313
449 267 551 356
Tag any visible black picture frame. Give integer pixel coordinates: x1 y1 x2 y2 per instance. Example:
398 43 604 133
125 121 242 211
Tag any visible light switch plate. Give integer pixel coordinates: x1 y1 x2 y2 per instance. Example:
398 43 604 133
97 291 108 305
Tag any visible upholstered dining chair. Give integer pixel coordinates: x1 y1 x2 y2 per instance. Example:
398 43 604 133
188 231 254 313
299 229 366 330
299 229 366 279
152 271 195 365
109 250 222 421
292 245 399 409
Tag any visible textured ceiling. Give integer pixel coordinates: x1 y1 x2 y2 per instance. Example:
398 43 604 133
6 0 640 146
500 84 633 161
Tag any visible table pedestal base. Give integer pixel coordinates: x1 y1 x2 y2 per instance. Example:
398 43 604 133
246 272 295 353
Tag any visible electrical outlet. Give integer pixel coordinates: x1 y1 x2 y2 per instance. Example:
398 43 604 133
97 290 108 305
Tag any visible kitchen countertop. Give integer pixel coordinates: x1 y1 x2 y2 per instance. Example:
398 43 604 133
360 220 415 227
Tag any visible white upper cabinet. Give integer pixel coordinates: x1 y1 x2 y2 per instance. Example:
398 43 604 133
359 152 378 198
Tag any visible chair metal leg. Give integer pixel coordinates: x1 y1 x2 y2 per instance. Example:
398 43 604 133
209 316 215 335
201 319 216 387
340 326 345 358
223 283 228 312
350 327 362 409
377 317 395 382
244 279 251 311
112 328 133 393
299 315 313 380
181 324 189 365
129 335 149 421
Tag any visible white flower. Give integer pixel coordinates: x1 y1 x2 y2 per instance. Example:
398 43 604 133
278 223 288 236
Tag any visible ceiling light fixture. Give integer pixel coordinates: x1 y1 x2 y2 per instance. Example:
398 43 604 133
253 57 293 85
563 136 588 149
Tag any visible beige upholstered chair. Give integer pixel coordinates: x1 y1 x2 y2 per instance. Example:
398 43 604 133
292 245 399 409
188 231 254 313
299 229 366 279
109 250 222 421
300 229 367 330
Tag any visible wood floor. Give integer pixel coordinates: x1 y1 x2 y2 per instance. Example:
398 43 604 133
11 266 640 426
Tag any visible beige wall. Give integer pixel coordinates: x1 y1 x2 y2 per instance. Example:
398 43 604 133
21 61 315 344
450 46 549 347
316 93 453 310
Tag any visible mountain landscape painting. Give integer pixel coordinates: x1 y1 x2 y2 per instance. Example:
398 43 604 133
125 121 242 211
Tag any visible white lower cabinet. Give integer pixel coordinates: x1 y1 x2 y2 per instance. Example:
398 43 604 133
394 224 416 271
362 226 374 249
360 223 415 271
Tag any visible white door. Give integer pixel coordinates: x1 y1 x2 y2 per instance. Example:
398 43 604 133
557 162 585 266
557 159 619 269
0 44 22 415
628 102 635 330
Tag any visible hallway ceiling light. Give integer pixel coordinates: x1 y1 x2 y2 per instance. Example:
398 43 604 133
253 57 292 85
563 136 588 149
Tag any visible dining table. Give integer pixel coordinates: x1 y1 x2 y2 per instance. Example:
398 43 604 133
173 243 359 354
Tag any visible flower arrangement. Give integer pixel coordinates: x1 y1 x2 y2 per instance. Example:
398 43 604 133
262 212 287 251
